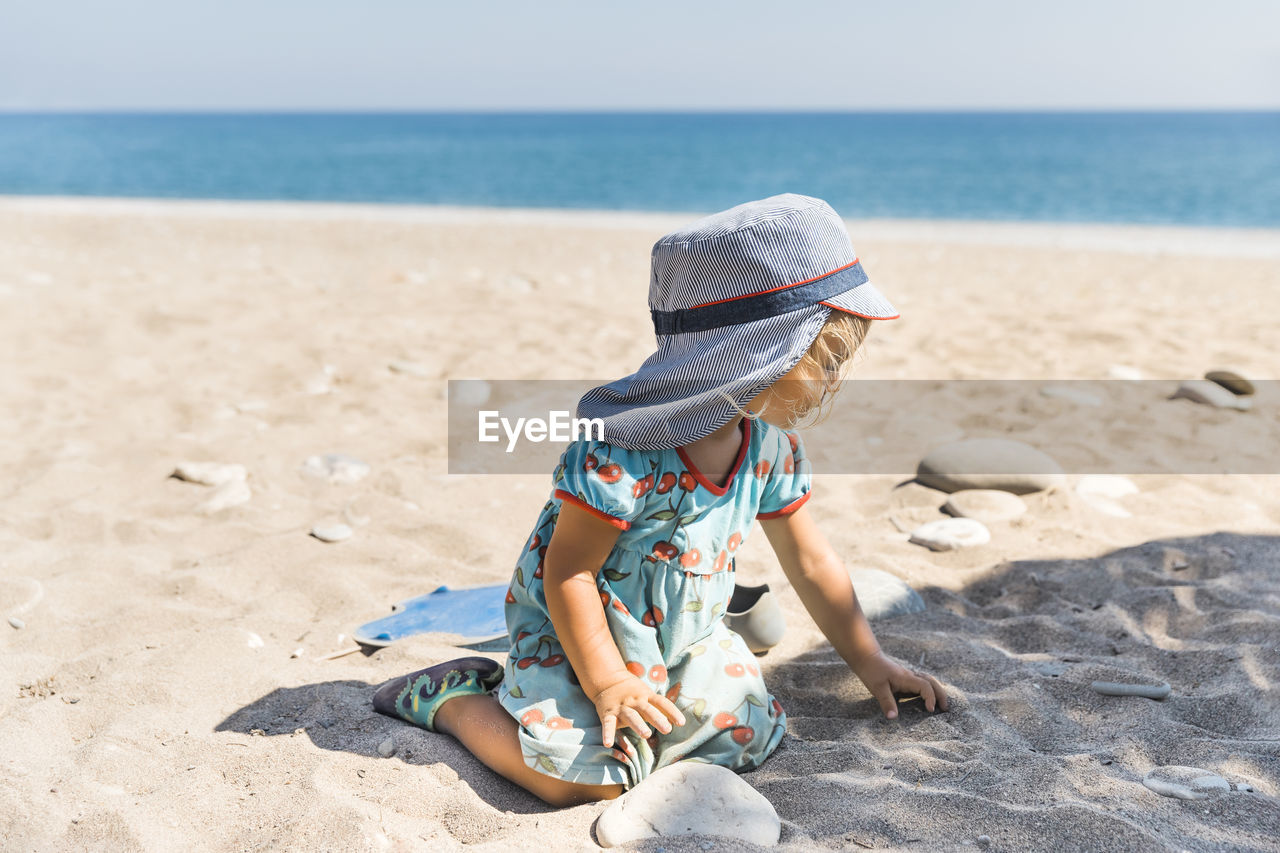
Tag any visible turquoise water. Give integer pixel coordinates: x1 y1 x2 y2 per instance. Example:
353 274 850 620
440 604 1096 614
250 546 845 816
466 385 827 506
0 112 1277 226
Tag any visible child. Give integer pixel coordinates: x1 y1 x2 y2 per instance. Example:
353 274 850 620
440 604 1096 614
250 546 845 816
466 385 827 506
373 194 948 807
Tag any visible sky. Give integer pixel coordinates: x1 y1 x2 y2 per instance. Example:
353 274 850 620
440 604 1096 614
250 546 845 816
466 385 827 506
2 1 1278 111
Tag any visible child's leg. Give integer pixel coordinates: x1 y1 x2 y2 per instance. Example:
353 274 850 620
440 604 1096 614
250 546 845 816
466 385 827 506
434 693 624 807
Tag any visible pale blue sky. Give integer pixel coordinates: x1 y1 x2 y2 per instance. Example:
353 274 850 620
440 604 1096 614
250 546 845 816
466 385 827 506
3 1 1277 110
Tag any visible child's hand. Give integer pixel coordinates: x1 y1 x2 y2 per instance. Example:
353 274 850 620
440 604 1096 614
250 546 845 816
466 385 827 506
590 675 686 748
853 651 949 720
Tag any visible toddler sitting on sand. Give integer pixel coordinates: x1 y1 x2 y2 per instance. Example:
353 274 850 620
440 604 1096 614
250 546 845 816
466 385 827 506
373 194 948 806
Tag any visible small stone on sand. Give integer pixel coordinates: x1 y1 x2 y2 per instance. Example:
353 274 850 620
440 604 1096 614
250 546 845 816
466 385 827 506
1204 370 1254 396
909 518 991 551
595 763 780 848
944 490 1027 523
916 439 1065 494
850 569 926 619
8 616 25 629
172 462 247 487
198 479 252 514
1040 384 1103 406
377 738 396 758
1091 680 1171 700
388 360 432 379
1171 379 1251 410
310 524 352 543
1142 766 1230 800
246 632 264 649
300 453 370 484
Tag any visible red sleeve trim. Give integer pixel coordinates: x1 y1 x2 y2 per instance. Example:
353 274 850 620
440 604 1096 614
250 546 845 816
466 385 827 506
756 489 812 519
553 489 631 530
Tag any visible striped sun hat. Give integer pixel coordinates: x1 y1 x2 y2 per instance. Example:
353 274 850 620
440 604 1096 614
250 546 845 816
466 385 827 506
576 193 899 450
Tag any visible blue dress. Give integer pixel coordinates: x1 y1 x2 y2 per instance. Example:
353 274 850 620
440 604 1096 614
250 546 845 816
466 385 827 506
497 416 812 788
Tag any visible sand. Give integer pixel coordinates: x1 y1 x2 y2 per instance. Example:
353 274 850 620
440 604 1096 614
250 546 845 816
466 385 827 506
0 197 1277 852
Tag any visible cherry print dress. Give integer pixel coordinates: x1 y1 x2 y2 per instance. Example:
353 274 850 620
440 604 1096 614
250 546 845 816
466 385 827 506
497 416 812 788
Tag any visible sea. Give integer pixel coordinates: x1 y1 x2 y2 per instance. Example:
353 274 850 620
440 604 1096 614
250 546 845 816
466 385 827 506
0 112 1277 227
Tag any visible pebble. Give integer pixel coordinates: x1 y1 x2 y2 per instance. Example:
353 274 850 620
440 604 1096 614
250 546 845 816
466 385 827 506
1108 365 1144 381
388 360 432 379
246 632 264 649
849 569 926 619
300 453 370 484
1075 475 1139 500
595 763 780 848
1142 766 1230 800
976 837 991 849
916 439 1066 494
1028 660 1066 677
909 518 991 551
944 489 1027 523
1204 370 1254 396
198 479 252 514
1040 384 1103 406
1091 680 1171 700
8 616 25 629
1171 379 1251 411
172 462 247 487
310 523 353 543
377 738 396 758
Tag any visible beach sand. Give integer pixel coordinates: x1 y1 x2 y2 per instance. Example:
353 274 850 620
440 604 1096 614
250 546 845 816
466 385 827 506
0 197 1277 851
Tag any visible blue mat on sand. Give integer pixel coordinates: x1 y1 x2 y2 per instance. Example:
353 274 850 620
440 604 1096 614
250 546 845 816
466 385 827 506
354 583 509 652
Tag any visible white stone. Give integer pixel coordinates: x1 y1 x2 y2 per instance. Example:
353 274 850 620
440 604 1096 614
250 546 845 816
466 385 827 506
388 360 432 379
1075 475 1139 500
1142 766 1230 800
311 523 353 543
1204 370 1254 396
909 518 991 551
850 569 926 619
172 462 247 487
300 453 370 484
1039 384 1103 406
1107 365 1144 381
246 632 264 649
198 479 252 513
943 490 1027 523
916 439 1065 494
1171 380 1251 411
595 763 780 848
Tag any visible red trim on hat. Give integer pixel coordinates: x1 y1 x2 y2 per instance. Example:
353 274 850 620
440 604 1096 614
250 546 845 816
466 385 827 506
686 260 859 310
820 300 900 320
553 489 631 530
675 417 752 496
756 489 812 519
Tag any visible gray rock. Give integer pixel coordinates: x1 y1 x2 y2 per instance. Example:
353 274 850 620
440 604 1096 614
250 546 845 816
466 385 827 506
311 523 353 543
197 479 252 514
1205 370 1255 396
300 453 371 484
595 763 780 848
377 737 396 758
916 439 1066 494
1091 680 1171 700
1171 379 1251 411
909 518 991 551
172 462 247 487
1142 766 1230 800
850 569 926 620
944 489 1027 523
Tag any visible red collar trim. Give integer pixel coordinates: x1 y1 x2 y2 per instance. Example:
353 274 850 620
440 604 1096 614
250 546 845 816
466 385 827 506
676 417 752 497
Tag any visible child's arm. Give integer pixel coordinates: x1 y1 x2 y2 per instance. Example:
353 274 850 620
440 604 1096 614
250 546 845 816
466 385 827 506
760 503 948 718
542 502 685 747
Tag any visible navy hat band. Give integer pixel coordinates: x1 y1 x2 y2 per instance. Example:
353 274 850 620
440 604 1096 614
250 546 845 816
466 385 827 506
651 260 869 336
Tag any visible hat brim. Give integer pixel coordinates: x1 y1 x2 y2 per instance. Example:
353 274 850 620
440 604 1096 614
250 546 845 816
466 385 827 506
819 279 899 320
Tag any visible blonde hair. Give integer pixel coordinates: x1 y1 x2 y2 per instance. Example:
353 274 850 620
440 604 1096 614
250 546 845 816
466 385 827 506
721 310 872 428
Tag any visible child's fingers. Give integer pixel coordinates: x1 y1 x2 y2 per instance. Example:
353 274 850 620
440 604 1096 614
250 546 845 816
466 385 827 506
926 674 949 711
872 683 899 719
618 705 652 739
636 701 673 734
600 713 617 748
651 694 686 728
911 674 938 712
